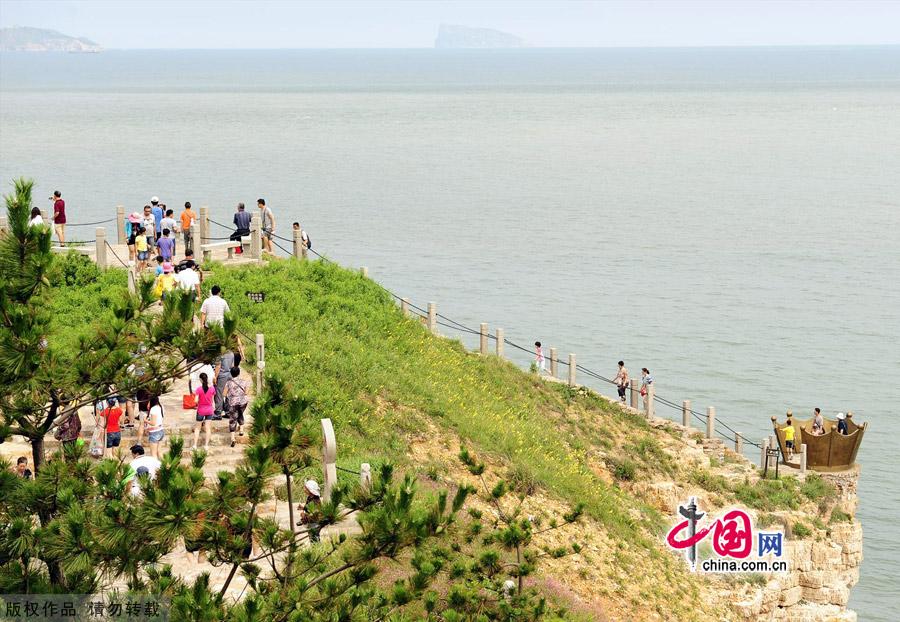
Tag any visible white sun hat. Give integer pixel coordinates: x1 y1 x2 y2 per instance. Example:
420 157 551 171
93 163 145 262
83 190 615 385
150 196 159 203
836 412 846 420
304 480 321 497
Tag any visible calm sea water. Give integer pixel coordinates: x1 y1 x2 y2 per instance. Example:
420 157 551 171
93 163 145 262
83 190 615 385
1 48 898 619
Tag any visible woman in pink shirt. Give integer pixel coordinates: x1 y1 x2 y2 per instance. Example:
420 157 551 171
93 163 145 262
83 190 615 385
192 372 216 451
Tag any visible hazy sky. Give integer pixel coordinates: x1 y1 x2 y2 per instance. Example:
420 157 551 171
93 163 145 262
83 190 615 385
1 0 899 49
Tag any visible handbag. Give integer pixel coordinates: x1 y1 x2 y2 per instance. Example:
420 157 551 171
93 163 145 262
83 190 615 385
183 393 197 409
640 386 647 397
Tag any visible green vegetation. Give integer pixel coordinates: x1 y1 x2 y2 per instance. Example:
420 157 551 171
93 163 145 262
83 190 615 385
829 509 853 524
791 522 812 539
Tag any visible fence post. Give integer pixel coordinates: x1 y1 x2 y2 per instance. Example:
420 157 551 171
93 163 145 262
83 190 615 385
706 406 715 439
321 418 337 503
400 297 410 316
630 378 639 408
292 228 303 258
549 348 558 377
116 205 125 244
199 206 209 250
761 437 769 470
360 267 369 278
95 228 107 268
800 443 808 474
682 400 691 429
255 333 265 393
496 328 504 357
250 213 261 260
735 432 743 455
479 323 488 355
127 268 136 294
360 463 372 492
645 384 654 418
567 354 576 386
427 302 436 334
0 215 7 235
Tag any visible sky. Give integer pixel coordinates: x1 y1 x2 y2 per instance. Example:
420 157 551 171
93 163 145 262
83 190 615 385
1 0 899 49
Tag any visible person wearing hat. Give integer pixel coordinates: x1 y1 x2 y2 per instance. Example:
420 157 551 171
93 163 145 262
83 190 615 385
836 412 848 435
153 262 177 299
150 197 163 240
126 212 142 262
298 479 323 542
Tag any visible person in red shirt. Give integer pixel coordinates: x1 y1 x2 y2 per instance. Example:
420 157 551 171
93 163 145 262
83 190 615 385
101 399 124 458
50 190 66 247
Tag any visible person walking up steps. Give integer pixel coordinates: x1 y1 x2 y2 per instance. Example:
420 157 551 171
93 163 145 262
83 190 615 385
200 285 230 328
257 198 275 254
192 372 215 451
160 208 178 256
50 190 66 246
224 366 249 447
146 395 165 459
614 361 629 403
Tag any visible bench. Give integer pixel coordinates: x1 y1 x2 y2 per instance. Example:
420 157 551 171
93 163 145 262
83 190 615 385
200 236 251 262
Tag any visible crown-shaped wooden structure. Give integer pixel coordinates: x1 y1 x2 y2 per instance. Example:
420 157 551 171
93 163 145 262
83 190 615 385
771 411 865 472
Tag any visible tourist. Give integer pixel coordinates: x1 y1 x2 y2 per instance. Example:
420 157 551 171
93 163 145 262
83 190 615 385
15 457 32 480
100 399 124 458
150 197 163 240
141 205 156 246
200 285 230 328
232 202 251 254
157 228 175 262
257 198 275 254
153 262 177 299
812 407 825 435
640 368 653 412
297 479 323 542
180 202 197 254
146 395 165 459
192 372 215 451
614 361 629 403
28 206 44 227
50 190 66 246
154 255 165 276
213 348 237 420
174 260 202 300
160 209 178 256
127 444 161 498
783 417 796 459
127 212 142 261
134 386 151 445
224 366 249 447
134 226 149 271
292 222 310 249
55 405 82 458
836 412 849 435
534 341 546 373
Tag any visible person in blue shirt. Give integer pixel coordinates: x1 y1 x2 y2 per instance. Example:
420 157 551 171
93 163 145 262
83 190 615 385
231 202 252 254
150 196 164 240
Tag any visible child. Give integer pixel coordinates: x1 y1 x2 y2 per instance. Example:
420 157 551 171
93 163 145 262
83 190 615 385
783 418 796 460
157 228 175 261
154 255 165 276
297 479 323 542
135 227 149 271
153 262 177 299
534 341 546 373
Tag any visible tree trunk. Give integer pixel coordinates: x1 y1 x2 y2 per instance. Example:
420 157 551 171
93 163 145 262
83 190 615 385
285 468 296 535
31 436 46 472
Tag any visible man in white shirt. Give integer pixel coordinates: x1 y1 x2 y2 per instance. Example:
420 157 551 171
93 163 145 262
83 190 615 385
175 265 202 300
127 444 162 497
200 285 230 328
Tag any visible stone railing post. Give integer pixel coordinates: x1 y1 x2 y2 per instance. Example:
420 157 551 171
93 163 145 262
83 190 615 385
292 228 303 258
479 323 488 354
0 215 8 235
630 378 639 408
199 206 209 249
549 347 558 377
95 227 107 268
567 354 576 386
250 213 261 260
735 432 743 454
706 406 716 439
496 328 504 357
760 437 769 469
360 463 372 492
127 268 136 294
645 385 654 418
321 418 337 503
400 297 410 316
360 266 368 278
255 333 265 393
427 302 436 334
682 400 691 429
800 443 808 474
116 205 126 244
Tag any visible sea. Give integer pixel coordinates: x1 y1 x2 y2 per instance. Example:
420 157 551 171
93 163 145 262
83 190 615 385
1 47 897 619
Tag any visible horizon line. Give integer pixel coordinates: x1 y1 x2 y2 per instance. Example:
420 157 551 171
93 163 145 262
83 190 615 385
8 43 899 51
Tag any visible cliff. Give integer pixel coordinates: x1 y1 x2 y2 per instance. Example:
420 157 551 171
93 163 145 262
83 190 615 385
435 24 525 48
0 26 102 52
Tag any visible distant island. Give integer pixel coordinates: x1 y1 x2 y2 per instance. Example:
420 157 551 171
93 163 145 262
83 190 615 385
434 24 524 49
0 26 102 52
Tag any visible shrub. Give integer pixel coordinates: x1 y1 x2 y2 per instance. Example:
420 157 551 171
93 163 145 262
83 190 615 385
829 509 853 524
690 470 730 494
610 458 637 482
791 522 812 539
800 473 836 503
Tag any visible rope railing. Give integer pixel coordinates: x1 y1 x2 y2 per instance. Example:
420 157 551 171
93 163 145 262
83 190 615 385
65 217 116 227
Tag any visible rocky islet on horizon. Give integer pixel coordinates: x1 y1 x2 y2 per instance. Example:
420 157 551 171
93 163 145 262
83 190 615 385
0 26 102 52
